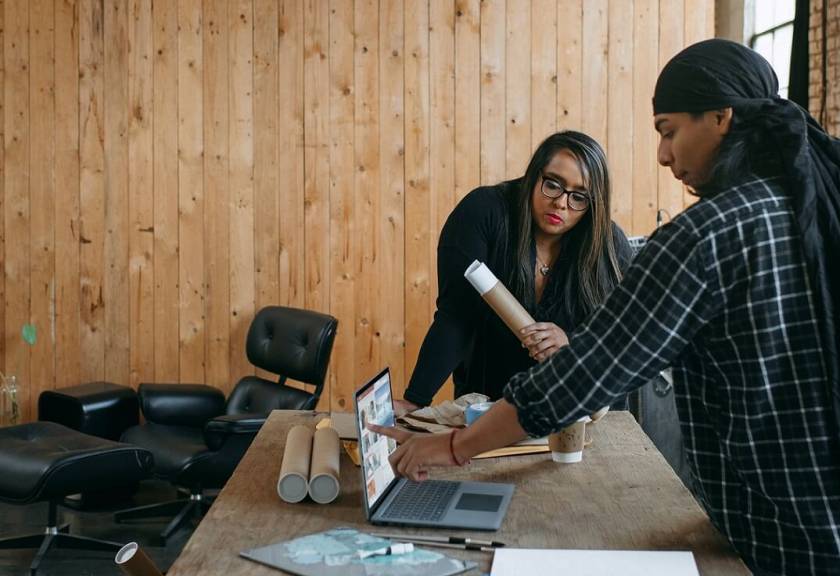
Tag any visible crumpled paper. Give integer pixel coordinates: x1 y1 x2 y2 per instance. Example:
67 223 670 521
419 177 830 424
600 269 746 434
397 393 490 433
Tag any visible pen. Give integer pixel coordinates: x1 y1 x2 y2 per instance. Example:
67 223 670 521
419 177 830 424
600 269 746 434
370 532 505 548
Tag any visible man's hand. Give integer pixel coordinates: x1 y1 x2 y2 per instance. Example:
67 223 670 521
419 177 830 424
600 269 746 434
520 322 569 362
393 398 420 418
367 423 457 482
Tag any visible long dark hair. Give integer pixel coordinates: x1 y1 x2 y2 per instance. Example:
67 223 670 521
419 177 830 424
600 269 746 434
508 131 624 324
694 107 784 195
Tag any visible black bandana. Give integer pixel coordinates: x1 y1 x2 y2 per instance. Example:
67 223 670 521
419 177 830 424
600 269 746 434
654 38 840 437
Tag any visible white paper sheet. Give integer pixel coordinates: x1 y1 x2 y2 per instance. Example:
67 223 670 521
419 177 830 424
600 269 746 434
328 412 358 439
491 549 699 576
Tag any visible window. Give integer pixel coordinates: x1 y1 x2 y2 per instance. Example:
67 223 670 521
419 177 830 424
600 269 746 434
749 0 796 98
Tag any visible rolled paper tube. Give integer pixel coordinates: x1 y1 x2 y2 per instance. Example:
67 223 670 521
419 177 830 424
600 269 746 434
278 425 314 503
308 427 341 504
465 261 535 339
115 543 164 576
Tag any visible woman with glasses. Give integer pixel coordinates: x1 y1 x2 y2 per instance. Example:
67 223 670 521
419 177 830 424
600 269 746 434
395 131 632 414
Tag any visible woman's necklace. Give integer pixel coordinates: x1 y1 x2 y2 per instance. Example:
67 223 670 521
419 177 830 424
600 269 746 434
536 254 551 276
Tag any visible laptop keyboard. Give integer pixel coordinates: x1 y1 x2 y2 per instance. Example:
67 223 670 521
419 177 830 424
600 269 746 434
381 480 458 521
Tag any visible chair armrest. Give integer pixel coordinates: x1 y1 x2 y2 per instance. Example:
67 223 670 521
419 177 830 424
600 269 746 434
138 383 226 427
203 413 267 451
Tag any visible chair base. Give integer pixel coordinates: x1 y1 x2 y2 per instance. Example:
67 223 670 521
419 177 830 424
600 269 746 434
0 501 122 575
115 490 214 544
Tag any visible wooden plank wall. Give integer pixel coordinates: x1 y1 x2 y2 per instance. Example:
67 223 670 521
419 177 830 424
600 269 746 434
2 0 713 421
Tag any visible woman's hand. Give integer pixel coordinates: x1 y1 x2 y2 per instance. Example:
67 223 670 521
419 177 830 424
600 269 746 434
366 423 458 482
393 398 420 418
520 322 569 362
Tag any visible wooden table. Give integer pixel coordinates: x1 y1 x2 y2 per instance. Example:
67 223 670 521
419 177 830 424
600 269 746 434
167 410 748 575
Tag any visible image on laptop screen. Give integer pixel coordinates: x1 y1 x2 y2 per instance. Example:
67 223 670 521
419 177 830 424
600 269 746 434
356 371 398 510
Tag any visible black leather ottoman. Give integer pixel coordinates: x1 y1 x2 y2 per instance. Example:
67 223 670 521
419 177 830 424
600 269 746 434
38 381 139 441
0 422 153 575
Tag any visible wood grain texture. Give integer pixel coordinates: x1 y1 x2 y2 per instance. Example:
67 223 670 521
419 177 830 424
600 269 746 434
556 0 581 131
79 0 105 385
254 0 280 318
632 0 659 237
581 0 607 148
166 411 749 576
128 0 154 388
55 0 81 390
479 0 504 185
607 0 634 233
104 0 130 385
429 0 455 351
505 0 529 179
303 0 329 316
0 0 5 382
152 0 180 382
328 0 354 412
453 0 479 203
203 0 230 391
278 0 304 310
2 0 717 418
229 0 255 386
254 0 279 329
177 0 205 384
352 0 380 397
530 0 556 151
29 0 55 413
378 0 405 393
403 0 431 401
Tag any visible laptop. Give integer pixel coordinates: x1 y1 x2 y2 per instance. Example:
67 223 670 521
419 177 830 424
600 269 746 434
354 367 515 531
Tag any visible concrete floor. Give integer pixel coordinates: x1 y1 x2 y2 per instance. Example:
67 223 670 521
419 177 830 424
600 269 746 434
0 481 195 576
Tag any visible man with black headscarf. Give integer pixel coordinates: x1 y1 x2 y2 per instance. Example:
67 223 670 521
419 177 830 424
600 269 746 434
368 40 840 575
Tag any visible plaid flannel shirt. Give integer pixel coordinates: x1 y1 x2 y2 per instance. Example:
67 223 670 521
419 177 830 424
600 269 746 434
504 176 840 575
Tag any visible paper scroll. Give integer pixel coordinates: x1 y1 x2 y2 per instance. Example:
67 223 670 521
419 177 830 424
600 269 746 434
277 425 314 503
465 261 536 338
465 260 607 423
277 424 341 505
308 427 341 504
115 543 164 576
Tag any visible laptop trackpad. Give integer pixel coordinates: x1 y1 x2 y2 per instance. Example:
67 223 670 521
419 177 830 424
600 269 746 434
455 493 503 512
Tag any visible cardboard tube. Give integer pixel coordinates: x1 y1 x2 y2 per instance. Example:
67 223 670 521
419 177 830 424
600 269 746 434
465 261 535 338
278 425 314 503
467 261 608 424
115 543 164 576
308 427 340 504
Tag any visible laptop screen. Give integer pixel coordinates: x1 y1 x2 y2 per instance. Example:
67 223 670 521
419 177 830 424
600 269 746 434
355 369 398 511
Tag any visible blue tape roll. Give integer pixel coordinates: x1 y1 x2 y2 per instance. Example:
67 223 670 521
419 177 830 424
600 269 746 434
465 402 494 426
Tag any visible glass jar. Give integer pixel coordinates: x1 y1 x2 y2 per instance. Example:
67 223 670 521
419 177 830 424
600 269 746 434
0 375 19 426
0 379 7 426
6 376 19 425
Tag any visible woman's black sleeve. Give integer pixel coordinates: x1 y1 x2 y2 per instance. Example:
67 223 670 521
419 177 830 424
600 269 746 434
402 186 505 406
403 245 483 407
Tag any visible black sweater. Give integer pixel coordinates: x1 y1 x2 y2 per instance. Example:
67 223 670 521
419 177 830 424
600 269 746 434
403 179 633 407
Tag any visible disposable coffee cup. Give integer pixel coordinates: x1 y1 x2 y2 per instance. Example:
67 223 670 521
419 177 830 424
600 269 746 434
548 417 588 463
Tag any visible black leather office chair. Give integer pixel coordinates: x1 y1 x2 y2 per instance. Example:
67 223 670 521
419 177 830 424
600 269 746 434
0 423 153 575
115 306 338 541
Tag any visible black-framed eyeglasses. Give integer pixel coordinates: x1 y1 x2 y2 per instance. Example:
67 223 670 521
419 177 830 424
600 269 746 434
540 174 591 211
